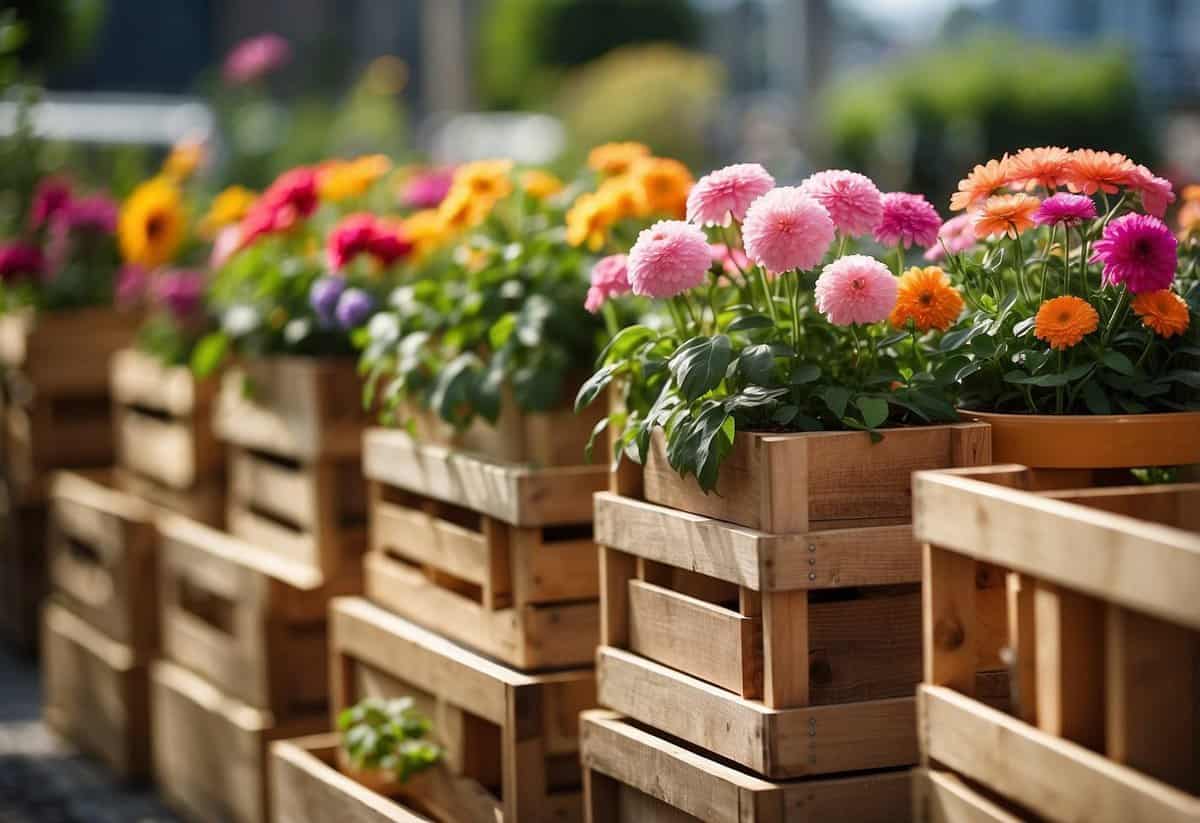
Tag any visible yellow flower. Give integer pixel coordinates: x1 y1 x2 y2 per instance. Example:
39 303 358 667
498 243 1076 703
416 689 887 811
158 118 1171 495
162 139 205 182
632 157 693 218
521 170 564 199
453 159 514 202
596 175 648 220
200 185 256 238
118 178 187 268
566 192 615 251
587 142 651 176
437 186 492 233
404 209 446 257
318 154 393 202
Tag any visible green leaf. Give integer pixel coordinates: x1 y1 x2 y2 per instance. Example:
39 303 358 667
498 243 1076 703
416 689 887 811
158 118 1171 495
669 335 733 401
726 313 773 333
1101 351 1136 376
575 364 618 412
789 364 821 384
736 344 775 385
489 313 517 349
1163 369 1200 388
819 386 850 418
190 332 229 379
1081 380 1111 414
584 417 609 463
856 396 890 429
598 325 656 365
430 353 481 425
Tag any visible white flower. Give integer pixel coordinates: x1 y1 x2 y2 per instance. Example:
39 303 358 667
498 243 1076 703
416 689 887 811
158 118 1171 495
222 304 260 337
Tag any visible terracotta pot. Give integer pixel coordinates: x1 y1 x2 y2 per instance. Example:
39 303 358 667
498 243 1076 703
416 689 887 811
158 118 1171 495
962 410 1200 469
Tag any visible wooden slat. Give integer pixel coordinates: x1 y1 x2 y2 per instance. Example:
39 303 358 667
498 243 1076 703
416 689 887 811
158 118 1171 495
371 497 491 586
230 449 317 529
116 410 201 489
1034 583 1106 752
920 685 1200 823
111 346 210 416
912 769 1025 823
0 306 137 394
923 545 977 695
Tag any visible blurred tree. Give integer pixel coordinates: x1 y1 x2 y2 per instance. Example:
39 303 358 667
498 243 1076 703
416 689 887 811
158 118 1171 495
478 0 701 110
0 0 105 76
818 33 1153 209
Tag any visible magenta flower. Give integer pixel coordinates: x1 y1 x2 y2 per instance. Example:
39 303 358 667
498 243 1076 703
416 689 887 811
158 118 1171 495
585 254 630 313
799 170 884 238
1032 193 1097 227
0 242 43 283
223 34 291 85
1124 165 1175 218
627 220 712 298
59 195 119 234
924 214 976 262
686 163 775 227
874 192 941 249
326 213 411 271
31 177 72 229
115 263 151 307
367 224 413 267
1089 213 1177 294
403 169 455 210
814 254 899 326
742 187 835 273
154 270 205 323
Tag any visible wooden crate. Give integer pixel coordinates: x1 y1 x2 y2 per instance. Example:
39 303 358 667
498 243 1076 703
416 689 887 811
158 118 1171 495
42 599 150 780
0 307 138 396
641 423 991 532
110 347 221 491
363 428 606 669
915 465 1200 823
0 492 48 655
581 710 911 823
158 514 354 716
48 471 157 652
151 659 326 823
111 466 225 526
330 597 596 823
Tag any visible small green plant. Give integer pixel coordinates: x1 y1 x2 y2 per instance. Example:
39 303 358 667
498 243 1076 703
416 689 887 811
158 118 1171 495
337 697 442 782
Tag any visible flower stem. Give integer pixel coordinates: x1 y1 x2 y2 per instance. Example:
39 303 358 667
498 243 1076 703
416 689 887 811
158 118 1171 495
756 266 778 324
1135 334 1154 369
1102 287 1131 347
893 246 905 277
1038 223 1055 304
1055 350 1064 413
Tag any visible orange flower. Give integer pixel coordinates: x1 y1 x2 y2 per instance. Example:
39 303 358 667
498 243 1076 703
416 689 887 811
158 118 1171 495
437 186 490 232
596 175 648 220
520 170 563 199
950 156 1013 212
1065 149 1135 196
162 138 206 182
973 193 1041 239
565 192 616 251
1179 200 1200 236
453 159 514 201
1034 296 1100 350
889 266 965 332
1008 146 1071 192
633 157 693 218
1183 184 1200 203
1132 290 1191 338
587 142 651 176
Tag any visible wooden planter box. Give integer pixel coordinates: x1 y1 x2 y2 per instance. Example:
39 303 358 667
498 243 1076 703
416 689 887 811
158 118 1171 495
0 493 47 654
48 471 157 652
915 466 1200 823
581 710 911 823
110 347 221 491
42 600 150 780
330 597 596 823
151 659 325 823
214 357 368 579
642 424 991 533
363 429 606 669
158 514 354 716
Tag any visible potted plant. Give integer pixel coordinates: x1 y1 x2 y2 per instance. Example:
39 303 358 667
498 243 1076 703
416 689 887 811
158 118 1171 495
336 697 443 799
577 163 989 531
937 147 1200 472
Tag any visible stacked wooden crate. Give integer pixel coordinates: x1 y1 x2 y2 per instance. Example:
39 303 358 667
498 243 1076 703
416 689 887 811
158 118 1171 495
270 404 609 823
0 308 137 653
581 424 992 823
913 465 1200 822
151 357 366 823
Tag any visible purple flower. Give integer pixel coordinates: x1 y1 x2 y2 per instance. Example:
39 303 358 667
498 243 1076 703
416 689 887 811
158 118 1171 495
223 34 291 85
154 270 205 322
116 264 151 307
60 195 119 234
402 169 455 210
1032 193 1097 228
31 178 72 229
335 288 374 330
309 276 346 325
1089 213 1177 294
0 242 44 282
874 193 941 249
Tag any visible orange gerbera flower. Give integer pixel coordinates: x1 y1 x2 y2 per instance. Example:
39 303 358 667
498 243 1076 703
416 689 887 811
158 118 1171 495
1179 200 1200 236
1183 184 1200 203
973 193 1041 239
565 192 616 251
1008 146 1071 192
1065 149 1135 196
587 142 651 176
596 175 648 220
633 157 693 218
950 156 1013 212
1034 296 1100 350
889 266 965 332
520 170 563 199
1132 290 1191 338
453 159 514 201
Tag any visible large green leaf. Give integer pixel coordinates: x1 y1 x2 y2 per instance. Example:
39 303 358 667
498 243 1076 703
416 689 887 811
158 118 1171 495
669 334 733 401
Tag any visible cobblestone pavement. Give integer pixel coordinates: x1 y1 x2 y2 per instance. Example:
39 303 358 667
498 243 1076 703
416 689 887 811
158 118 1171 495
0 648 179 823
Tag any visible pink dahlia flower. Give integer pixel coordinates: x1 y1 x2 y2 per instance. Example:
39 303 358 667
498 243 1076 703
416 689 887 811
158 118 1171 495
585 254 630 313
0 242 43 282
154 270 206 323
1032 193 1097 227
923 214 976 262
686 163 775 227
799 169 884 238
60 195 119 234
742 187 834 273
403 169 455 210
1124 165 1175 218
708 243 750 276
627 220 712 298
115 263 151 307
814 254 898 326
1089 213 1177 294
31 177 72 229
223 34 291 85
874 192 941 249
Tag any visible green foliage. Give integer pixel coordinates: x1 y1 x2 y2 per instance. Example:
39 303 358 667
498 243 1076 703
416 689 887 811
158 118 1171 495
556 45 726 173
337 697 442 782
819 34 1152 207
478 0 701 110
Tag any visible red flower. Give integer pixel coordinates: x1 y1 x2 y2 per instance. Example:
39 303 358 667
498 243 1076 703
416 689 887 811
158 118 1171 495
326 213 412 271
238 166 319 248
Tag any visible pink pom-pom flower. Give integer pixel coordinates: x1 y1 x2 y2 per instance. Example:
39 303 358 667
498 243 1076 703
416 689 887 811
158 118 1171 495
223 34 291 86
1089 213 1177 294
923 214 976 262
686 163 775 227
799 170 884 238
742 187 835 273
874 192 941 249
1032 193 1097 227
814 254 899 326
627 220 712 298
585 254 630 313
1124 165 1175 219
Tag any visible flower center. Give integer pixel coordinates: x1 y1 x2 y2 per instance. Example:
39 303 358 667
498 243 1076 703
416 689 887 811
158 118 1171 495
146 212 167 241
919 292 934 305
851 277 865 291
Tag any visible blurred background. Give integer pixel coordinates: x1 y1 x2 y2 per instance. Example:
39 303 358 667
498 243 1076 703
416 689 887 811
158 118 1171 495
3 0 1199 204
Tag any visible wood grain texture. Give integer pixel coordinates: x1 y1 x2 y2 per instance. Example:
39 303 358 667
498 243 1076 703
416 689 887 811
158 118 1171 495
912 769 1025 823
